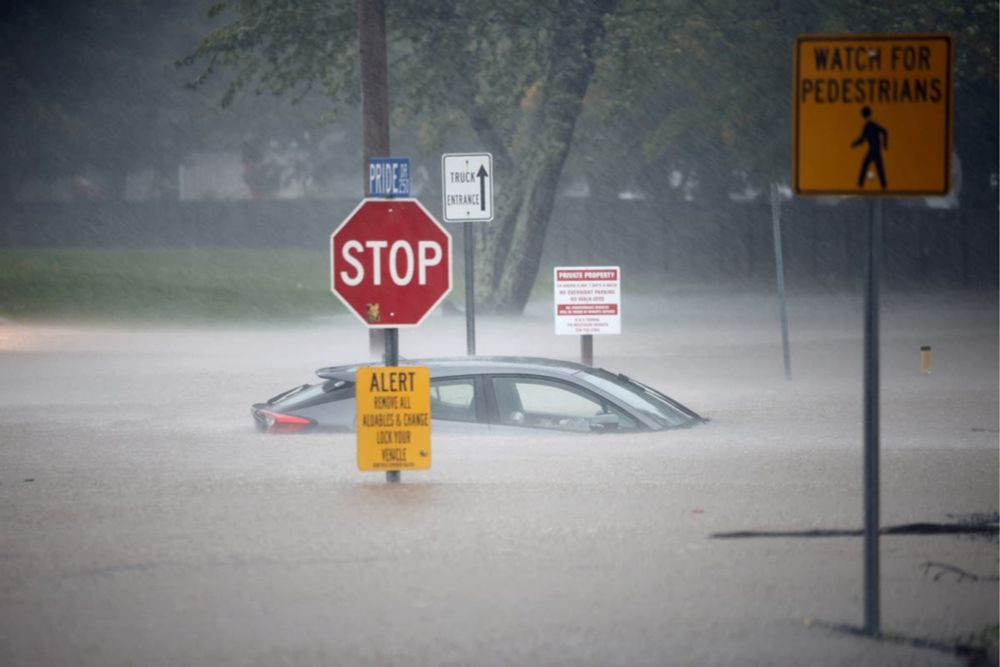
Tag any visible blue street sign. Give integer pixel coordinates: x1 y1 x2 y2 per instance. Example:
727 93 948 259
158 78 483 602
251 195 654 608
368 157 411 197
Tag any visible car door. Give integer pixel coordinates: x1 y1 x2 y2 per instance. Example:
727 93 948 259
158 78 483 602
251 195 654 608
485 374 641 434
429 375 492 434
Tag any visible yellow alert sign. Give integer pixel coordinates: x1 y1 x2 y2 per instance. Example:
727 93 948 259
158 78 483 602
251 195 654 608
793 34 953 196
356 366 431 472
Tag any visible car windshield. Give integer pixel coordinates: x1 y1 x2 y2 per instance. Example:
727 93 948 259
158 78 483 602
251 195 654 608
576 369 698 429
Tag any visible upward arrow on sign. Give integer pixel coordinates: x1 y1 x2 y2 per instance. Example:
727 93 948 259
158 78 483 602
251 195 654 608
476 164 488 212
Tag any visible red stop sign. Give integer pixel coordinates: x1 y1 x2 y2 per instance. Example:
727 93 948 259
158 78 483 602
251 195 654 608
330 198 452 327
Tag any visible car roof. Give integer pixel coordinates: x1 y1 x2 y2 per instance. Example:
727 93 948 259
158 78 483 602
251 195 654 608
315 356 597 381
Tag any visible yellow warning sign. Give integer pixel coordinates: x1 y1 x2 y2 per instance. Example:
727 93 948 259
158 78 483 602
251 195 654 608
793 34 953 196
356 366 431 472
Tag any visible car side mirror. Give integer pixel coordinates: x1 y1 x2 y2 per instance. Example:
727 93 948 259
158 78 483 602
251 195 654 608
588 413 620 432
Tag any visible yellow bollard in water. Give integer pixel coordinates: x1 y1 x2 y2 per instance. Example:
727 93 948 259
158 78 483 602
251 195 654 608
920 346 932 374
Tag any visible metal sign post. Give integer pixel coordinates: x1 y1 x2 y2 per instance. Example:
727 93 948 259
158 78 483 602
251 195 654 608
384 328 401 484
863 199 883 634
770 184 792 380
464 223 476 355
581 334 594 366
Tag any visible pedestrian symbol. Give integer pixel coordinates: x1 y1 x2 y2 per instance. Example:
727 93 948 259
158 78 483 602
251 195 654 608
851 107 889 189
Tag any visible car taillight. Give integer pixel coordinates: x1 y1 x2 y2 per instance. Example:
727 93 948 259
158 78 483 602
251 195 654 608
255 408 315 434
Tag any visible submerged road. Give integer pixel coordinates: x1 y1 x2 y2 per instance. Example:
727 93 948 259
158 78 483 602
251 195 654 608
0 290 997 666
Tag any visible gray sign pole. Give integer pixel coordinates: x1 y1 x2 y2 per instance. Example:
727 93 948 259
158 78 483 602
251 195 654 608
863 198 882 636
581 334 593 366
770 184 792 380
383 327 401 483
465 222 476 356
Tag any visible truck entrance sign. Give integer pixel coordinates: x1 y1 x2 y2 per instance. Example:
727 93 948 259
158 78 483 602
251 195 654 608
356 366 431 472
554 267 621 336
442 153 493 222
793 34 953 196
330 198 452 328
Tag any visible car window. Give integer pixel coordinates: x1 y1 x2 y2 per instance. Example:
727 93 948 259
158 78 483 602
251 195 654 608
491 376 637 432
430 377 478 423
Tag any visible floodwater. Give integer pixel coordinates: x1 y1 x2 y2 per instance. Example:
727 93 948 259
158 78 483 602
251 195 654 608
0 288 996 666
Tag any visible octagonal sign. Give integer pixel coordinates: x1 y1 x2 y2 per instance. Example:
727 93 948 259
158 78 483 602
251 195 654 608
331 198 452 328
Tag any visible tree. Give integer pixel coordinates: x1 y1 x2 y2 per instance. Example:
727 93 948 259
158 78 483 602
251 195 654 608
183 0 618 313
582 0 997 208
183 0 997 312
408 1 618 312
0 0 202 200
0 0 336 203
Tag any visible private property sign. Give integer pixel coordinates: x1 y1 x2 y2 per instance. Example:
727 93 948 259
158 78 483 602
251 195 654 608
554 267 621 335
793 34 953 196
355 366 431 472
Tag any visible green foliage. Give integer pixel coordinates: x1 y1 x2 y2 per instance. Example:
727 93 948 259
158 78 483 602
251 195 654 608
581 0 997 200
0 0 342 201
183 0 625 312
0 2 200 186
179 0 360 115
180 0 998 311
183 0 996 201
182 1 609 165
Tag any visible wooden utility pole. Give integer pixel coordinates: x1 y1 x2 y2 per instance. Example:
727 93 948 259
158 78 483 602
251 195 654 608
358 0 389 358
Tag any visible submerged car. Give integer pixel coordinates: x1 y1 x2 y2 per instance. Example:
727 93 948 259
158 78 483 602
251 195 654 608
252 356 704 435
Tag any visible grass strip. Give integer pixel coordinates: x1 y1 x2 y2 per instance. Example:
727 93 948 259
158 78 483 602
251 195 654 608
0 248 349 323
